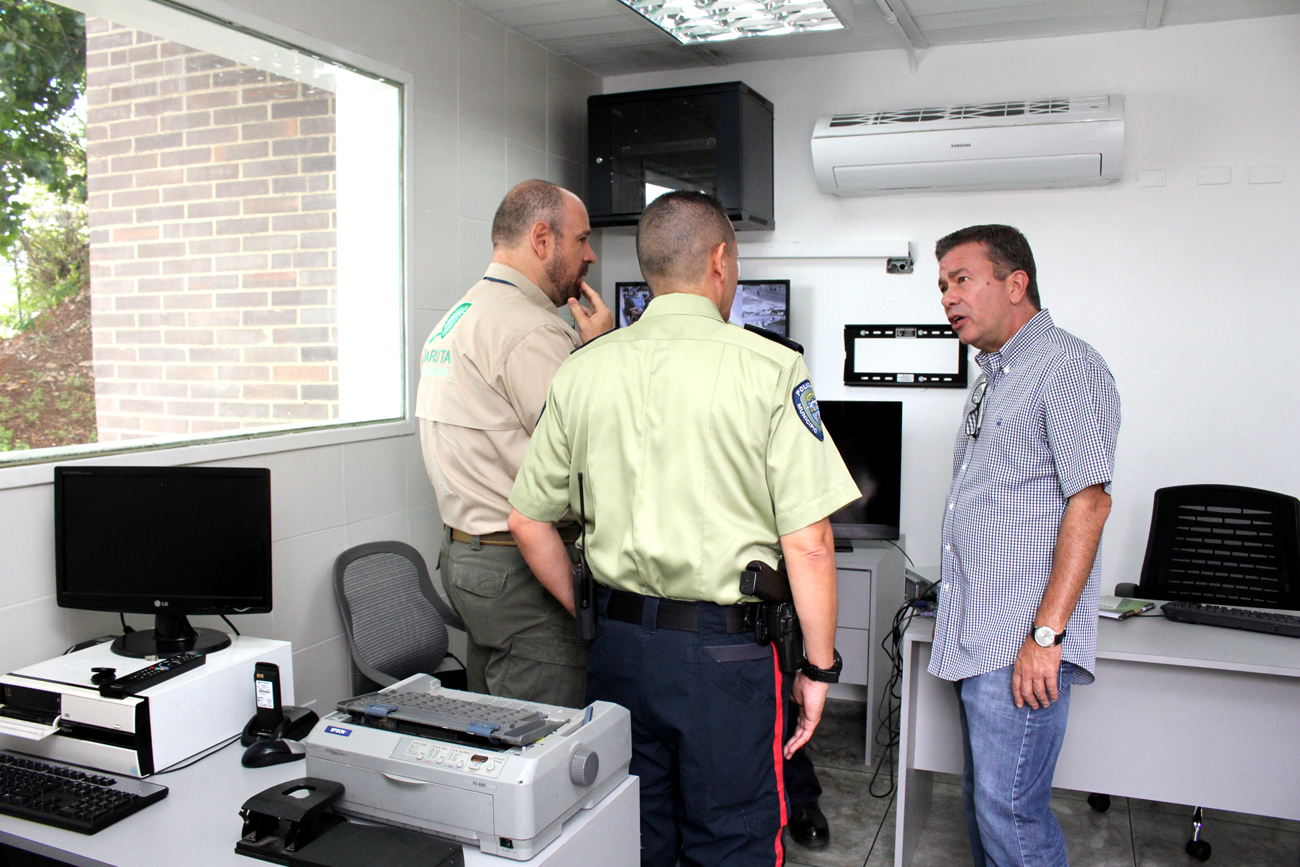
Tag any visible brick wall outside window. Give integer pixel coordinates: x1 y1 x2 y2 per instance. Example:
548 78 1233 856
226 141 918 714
86 17 339 441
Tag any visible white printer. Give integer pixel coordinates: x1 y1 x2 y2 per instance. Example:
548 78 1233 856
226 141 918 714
0 637 292 776
303 674 631 860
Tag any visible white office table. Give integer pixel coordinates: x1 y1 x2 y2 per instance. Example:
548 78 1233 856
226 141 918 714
895 616 1300 867
0 744 639 867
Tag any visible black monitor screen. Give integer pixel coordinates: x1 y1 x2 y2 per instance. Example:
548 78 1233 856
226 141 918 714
616 280 790 336
819 401 902 540
55 466 272 614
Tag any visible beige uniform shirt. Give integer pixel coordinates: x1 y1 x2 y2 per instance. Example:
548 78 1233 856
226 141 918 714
416 264 580 535
510 293 860 606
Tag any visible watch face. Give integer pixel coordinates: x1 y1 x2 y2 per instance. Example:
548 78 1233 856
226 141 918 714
1033 626 1055 647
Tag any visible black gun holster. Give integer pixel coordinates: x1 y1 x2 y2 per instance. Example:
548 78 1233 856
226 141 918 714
573 562 596 641
741 559 804 675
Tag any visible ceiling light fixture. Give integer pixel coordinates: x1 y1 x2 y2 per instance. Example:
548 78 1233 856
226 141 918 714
618 0 844 44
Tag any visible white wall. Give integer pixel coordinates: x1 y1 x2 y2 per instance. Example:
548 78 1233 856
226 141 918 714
600 15 1300 590
0 0 599 713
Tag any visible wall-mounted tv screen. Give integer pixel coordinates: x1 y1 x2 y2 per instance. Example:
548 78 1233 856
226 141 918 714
819 400 902 543
615 280 790 336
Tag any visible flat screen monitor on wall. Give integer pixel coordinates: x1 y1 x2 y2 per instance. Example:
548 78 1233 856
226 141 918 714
615 280 790 336
54 465 273 659
819 400 903 544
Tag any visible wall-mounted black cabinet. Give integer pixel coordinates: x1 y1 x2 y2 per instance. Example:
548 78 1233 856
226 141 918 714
587 82 774 231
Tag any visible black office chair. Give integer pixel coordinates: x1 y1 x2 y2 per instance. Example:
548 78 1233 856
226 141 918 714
1132 484 1300 609
333 541 467 696
1098 484 1300 862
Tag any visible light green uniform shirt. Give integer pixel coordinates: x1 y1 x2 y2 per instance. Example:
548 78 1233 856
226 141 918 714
510 293 860 606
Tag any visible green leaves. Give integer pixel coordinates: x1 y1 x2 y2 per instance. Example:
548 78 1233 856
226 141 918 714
0 0 85 254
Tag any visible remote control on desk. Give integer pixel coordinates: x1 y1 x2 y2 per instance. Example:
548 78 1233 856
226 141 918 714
98 652 206 699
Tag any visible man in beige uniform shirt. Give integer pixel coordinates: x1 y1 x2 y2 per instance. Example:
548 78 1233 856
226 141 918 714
416 180 612 708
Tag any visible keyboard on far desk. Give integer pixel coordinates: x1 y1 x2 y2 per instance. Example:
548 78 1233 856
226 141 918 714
1162 601 1300 638
0 750 167 834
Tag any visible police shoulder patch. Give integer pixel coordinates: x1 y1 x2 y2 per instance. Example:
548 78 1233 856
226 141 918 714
792 380 823 441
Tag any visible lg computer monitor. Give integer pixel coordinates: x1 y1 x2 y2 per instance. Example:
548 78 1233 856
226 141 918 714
615 280 791 336
819 401 902 544
54 465 273 658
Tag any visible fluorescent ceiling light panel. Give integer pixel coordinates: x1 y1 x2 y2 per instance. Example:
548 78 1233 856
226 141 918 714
620 0 844 44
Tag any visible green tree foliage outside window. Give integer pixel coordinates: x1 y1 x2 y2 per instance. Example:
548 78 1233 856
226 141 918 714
0 0 86 254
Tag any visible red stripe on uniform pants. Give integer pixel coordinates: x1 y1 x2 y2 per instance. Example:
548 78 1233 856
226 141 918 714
771 643 786 866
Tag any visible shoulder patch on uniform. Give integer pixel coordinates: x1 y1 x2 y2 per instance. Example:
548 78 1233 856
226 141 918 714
744 323 804 355
437 302 472 338
570 327 615 354
792 380 823 441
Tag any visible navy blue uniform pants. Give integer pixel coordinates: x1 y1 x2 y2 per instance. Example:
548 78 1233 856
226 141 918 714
586 587 789 867
784 741 821 809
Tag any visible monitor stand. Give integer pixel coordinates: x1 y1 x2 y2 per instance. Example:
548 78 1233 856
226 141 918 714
110 613 232 658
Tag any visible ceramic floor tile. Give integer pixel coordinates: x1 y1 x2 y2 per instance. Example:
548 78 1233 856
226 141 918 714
862 796 897 867
785 766 893 867
804 698 869 771
1130 798 1300 835
1055 793 1138 867
1131 803 1300 867
866 782 1135 867
905 780 975 867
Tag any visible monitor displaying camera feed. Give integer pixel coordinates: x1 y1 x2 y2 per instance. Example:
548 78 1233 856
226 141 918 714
615 280 790 336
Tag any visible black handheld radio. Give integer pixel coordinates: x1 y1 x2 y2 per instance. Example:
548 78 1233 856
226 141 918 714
572 472 597 641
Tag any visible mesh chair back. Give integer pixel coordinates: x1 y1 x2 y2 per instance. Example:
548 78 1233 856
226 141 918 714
334 541 464 696
1138 484 1300 609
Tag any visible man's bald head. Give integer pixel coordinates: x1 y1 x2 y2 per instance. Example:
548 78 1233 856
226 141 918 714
492 180 568 250
636 191 736 293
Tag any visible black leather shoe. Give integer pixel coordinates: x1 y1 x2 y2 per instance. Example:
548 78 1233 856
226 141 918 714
788 803 830 849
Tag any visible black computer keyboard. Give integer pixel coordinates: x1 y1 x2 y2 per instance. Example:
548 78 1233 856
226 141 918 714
0 750 167 834
1162 601 1300 638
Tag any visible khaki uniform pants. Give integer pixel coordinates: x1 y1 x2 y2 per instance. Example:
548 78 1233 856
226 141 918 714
440 530 588 708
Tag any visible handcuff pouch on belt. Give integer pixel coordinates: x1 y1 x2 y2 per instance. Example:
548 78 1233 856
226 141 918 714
740 559 803 675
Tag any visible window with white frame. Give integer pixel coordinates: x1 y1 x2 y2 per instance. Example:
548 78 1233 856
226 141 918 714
0 0 403 463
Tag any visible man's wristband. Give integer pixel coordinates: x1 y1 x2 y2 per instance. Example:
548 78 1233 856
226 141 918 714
800 649 843 684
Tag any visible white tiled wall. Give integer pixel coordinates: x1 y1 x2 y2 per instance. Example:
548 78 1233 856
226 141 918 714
0 0 600 714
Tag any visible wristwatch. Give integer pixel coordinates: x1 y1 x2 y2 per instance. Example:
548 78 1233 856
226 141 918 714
800 649 843 683
1031 625 1066 647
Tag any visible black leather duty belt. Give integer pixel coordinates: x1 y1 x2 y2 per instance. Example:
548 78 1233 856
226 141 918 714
604 588 755 634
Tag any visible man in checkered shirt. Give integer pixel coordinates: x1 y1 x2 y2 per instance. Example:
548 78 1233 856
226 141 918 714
930 225 1120 867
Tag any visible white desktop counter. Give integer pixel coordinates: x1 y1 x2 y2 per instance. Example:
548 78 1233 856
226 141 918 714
0 743 639 866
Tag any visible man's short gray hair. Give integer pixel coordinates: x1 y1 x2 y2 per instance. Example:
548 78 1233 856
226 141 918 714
492 180 567 249
636 191 735 290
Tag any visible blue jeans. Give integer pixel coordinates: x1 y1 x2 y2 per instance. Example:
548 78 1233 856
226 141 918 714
954 661 1076 867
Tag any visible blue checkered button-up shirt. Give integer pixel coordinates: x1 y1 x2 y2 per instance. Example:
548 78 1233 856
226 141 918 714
929 310 1120 685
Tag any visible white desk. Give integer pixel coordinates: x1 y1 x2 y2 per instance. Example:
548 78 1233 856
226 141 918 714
895 616 1300 867
0 745 639 866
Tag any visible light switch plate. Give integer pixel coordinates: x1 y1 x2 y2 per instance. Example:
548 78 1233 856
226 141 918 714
1197 166 1232 185
1248 165 1284 184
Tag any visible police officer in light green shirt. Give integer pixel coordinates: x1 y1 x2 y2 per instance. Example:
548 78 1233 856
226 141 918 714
508 191 859 867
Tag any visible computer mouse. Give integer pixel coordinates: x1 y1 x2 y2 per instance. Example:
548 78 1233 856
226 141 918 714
241 738 306 768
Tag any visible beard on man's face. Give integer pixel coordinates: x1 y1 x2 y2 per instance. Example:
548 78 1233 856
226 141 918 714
546 254 586 302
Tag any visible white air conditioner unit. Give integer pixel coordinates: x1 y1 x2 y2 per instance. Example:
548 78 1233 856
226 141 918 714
811 95 1124 196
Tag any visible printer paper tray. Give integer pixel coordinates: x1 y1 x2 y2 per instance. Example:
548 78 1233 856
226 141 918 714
0 715 60 741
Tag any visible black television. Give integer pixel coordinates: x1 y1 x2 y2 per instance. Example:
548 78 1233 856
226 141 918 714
819 401 902 545
615 279 790 336
54 465 273 658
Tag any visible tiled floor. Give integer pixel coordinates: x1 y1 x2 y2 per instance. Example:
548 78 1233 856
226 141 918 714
785 700 1300 867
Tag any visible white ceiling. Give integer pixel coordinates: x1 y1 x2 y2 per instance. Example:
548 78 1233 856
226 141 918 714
457 0 1300 77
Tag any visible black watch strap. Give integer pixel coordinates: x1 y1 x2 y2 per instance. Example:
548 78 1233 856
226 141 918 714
800 649 843 683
